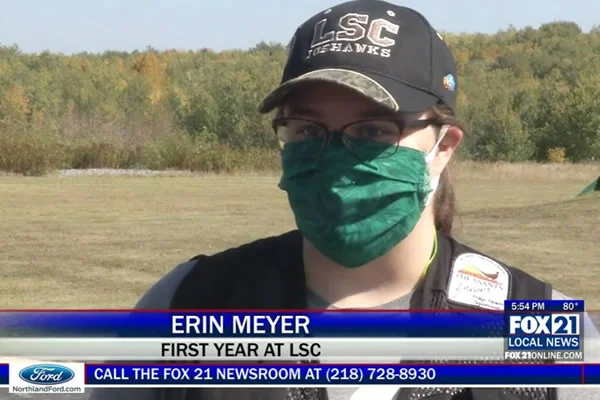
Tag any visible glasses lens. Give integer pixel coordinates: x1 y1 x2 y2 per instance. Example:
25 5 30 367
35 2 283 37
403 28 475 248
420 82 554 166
275 119 328 160
344 120 402 144
343 120 402 159
275 119 327 146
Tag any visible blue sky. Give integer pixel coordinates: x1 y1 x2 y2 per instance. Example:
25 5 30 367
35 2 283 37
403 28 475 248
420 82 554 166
0 0 598 54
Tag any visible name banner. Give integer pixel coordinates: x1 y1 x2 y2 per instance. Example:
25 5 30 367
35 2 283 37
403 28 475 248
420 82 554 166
0 311 510 338
0 337 509 361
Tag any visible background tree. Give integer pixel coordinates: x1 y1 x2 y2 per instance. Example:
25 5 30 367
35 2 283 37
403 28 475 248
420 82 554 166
1 22 600 174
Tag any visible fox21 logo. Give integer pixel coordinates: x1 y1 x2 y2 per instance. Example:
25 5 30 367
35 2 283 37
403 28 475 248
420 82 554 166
508 314 580 335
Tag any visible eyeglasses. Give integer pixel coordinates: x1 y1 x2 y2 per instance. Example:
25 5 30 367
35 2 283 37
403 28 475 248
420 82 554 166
272 116 442 160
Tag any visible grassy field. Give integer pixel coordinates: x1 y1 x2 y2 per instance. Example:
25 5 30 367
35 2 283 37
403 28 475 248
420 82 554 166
1 161 599 309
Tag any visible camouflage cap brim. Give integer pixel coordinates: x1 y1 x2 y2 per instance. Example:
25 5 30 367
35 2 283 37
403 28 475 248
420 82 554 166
258 68 400 114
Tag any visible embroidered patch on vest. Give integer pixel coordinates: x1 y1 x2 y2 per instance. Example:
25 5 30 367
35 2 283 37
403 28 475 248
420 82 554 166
447 253 511 310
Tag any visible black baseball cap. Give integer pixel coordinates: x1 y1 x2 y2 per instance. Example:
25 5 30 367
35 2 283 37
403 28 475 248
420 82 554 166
258 0 458 115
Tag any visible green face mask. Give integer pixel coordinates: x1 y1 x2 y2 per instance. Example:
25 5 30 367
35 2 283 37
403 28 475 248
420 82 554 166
279 135 442 268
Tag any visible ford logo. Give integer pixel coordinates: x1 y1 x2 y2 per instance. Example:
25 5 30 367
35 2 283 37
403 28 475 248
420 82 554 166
19 364 75 385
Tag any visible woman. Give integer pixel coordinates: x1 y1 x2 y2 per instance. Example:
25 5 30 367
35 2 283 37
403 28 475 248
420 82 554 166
90 1 598 399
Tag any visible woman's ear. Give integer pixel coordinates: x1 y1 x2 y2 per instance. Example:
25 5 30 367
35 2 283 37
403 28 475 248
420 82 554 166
430 125 463 177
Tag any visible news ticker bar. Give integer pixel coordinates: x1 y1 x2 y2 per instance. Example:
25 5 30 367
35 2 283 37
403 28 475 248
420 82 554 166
0 338 598 361
0 307 587 338
9 363 600 386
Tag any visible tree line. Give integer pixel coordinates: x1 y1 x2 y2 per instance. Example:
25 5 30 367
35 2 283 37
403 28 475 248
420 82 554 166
1 21 599 174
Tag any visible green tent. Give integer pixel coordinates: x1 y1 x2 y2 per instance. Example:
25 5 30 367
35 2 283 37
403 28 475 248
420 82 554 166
577 177 600 197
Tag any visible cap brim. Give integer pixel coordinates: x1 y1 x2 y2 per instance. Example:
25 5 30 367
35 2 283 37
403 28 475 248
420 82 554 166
258 68 439 114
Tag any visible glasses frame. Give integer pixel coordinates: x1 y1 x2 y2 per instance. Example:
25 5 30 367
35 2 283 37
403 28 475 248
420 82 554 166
272 116 443 160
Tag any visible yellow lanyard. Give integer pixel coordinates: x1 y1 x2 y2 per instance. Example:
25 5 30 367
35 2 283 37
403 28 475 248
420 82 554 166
421 230 438 277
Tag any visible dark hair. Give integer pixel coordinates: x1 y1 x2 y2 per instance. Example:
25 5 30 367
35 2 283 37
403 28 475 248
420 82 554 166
430 104 466 236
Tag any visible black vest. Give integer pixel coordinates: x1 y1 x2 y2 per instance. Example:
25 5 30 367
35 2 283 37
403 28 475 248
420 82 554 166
162 230 557 400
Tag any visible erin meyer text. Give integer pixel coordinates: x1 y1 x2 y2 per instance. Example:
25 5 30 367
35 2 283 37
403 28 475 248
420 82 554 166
171 315 311 335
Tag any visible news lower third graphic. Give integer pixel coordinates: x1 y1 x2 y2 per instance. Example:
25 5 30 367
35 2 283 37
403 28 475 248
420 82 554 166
0 307 597 391
504 300 584 361
0 311 524 362
7 362 85 394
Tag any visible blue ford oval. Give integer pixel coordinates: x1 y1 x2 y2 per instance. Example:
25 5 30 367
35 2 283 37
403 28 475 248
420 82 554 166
19 364 75 385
